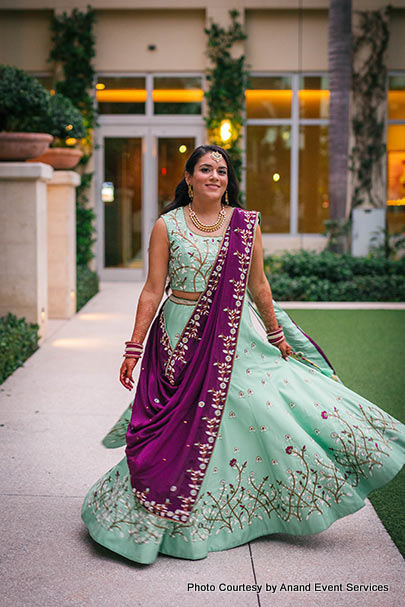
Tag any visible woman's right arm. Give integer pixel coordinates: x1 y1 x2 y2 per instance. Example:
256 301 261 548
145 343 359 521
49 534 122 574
119 217 169 390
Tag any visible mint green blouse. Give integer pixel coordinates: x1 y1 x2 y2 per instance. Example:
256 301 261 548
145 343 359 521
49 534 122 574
161 206 224 292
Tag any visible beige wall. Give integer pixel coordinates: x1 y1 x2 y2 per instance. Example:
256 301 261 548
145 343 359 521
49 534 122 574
0 5 404 74
0 10 52 72
246 9 329 72
95 9 206 72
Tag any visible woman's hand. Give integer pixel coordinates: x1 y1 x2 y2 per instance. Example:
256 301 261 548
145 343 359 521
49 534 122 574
119 358 138 391
277 340 292 360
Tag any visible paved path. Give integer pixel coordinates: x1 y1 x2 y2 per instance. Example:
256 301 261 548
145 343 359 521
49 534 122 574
1 282 404 607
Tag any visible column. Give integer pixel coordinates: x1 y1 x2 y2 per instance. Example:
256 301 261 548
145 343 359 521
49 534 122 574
0 162 53 340
47 170 81 318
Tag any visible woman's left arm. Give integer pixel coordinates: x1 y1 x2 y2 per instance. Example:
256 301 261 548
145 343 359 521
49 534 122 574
248 223 292 360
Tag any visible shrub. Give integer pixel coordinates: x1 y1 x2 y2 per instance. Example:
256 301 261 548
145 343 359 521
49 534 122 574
0 65 86 147
39 92 86 145
0 313 39 384
264 250 405 301
0 65 50 133
76 264 99 311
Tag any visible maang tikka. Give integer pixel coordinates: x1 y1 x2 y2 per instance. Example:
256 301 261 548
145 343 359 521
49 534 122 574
210 150 223 162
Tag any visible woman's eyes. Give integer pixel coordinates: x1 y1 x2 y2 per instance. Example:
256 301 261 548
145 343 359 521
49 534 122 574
201 168 227 175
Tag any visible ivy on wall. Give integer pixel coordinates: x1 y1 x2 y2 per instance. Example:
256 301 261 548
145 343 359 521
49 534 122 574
49 5 98 269
204 10 249 195
349 6 391 209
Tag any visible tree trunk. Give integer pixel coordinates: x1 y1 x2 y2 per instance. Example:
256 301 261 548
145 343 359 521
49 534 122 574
328 0 352 252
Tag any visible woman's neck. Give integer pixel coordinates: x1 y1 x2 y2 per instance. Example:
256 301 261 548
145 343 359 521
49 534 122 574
190 197 222 218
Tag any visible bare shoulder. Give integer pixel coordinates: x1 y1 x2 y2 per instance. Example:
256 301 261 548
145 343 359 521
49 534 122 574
152 217 169 241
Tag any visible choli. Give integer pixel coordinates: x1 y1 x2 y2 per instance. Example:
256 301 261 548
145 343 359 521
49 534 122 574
161 206 226 292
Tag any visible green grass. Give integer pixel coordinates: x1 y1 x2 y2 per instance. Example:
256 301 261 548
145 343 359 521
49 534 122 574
287 309 405 557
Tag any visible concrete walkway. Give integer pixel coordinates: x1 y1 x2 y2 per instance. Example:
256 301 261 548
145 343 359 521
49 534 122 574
1 282 404 607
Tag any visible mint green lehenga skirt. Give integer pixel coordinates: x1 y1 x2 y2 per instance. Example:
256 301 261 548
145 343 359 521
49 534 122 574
81 295 405 565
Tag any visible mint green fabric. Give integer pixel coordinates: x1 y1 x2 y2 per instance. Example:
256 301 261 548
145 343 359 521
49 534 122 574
161 206 223 292
82 295 405 564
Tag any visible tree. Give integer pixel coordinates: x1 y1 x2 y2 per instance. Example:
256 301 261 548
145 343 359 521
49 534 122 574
328 0 352 252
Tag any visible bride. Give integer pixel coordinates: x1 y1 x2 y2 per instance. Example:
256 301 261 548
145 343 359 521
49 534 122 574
81 144 405 564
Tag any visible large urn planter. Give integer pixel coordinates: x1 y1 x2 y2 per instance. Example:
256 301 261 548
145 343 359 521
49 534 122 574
28 146 83 170
0 132 53 161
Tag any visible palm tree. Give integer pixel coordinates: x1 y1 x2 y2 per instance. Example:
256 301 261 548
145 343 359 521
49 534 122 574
328 0 352 252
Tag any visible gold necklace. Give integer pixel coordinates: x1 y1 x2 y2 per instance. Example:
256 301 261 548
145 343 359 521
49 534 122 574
188 203 226 232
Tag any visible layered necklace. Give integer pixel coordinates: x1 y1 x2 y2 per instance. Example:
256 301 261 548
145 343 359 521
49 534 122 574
188 203 226 233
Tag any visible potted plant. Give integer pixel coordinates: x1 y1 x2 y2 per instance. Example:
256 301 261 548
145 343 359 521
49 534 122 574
0 65 54 160
30 92 86 169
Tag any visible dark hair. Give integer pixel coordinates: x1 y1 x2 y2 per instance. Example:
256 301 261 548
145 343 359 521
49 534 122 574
161 144 241 214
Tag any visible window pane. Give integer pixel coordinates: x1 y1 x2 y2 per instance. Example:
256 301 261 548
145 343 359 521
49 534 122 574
387 125 405 233
246 125 291 233
97 77 146 114
299 75 329 119
298 125 329 233
158 138 195 215
153 76 202 115
104 138 143 268
246 76 292 119
388 75 405 120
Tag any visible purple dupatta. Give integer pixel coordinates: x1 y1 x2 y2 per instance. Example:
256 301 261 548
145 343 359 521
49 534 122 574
125 208 259 524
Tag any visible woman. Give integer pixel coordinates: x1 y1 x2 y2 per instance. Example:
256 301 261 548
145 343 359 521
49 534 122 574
82 144 405 565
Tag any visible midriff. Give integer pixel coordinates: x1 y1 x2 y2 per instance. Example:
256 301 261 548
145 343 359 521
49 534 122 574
171 289 202 301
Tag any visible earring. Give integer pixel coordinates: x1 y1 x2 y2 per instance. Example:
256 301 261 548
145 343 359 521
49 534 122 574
225 190 229 204
188 183 194 201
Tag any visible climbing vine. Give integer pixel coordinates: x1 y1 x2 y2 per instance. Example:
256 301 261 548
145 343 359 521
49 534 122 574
349 6 392 209
204 10 249 193
48 5 98 272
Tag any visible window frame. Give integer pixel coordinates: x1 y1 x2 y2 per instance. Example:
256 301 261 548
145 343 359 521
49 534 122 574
95 72 206 126
245 71 329 235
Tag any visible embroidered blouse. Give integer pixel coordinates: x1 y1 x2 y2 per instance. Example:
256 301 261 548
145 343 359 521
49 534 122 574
161 206 224 292
161 206 261 292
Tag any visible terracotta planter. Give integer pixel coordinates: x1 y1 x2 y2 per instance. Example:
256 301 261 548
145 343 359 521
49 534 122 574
28 146 83 170
0 132 53 161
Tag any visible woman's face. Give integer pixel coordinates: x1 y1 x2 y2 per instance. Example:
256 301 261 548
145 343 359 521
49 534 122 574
186 152 228 203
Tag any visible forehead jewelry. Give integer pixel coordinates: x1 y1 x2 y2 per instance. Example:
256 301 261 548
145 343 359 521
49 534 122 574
210 150 223 162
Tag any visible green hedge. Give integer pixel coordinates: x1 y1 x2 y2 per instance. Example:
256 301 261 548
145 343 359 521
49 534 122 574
264 251 405 302
0 313 39 384
76 264 99 312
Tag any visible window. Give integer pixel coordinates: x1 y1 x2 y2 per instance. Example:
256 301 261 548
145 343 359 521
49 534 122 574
298 76 329 233
387 73 405 233
246 76 291 119
246 73 329 234
153 76 203 115
247 125 291 233
96 77 146 114
95 75 203 116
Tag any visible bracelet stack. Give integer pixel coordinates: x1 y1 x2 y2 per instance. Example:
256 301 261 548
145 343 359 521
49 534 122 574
266 326 285 346
123 341 143 359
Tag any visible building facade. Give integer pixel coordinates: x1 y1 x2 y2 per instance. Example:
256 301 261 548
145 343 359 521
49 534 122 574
1 0 404 280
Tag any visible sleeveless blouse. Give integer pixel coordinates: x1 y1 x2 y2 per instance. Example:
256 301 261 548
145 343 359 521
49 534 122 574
161 206 223 292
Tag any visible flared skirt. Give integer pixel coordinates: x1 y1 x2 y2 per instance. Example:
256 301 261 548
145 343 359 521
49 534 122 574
81 295 405 564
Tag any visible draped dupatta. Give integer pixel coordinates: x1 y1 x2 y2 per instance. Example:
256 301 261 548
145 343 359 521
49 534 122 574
125 208 259 524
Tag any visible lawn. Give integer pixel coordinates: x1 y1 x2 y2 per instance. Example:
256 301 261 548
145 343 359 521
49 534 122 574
286 309 405 558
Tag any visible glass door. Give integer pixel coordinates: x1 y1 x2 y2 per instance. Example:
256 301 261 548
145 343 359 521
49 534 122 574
103 137 143 269
157 136 196 214
97 125 203 280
